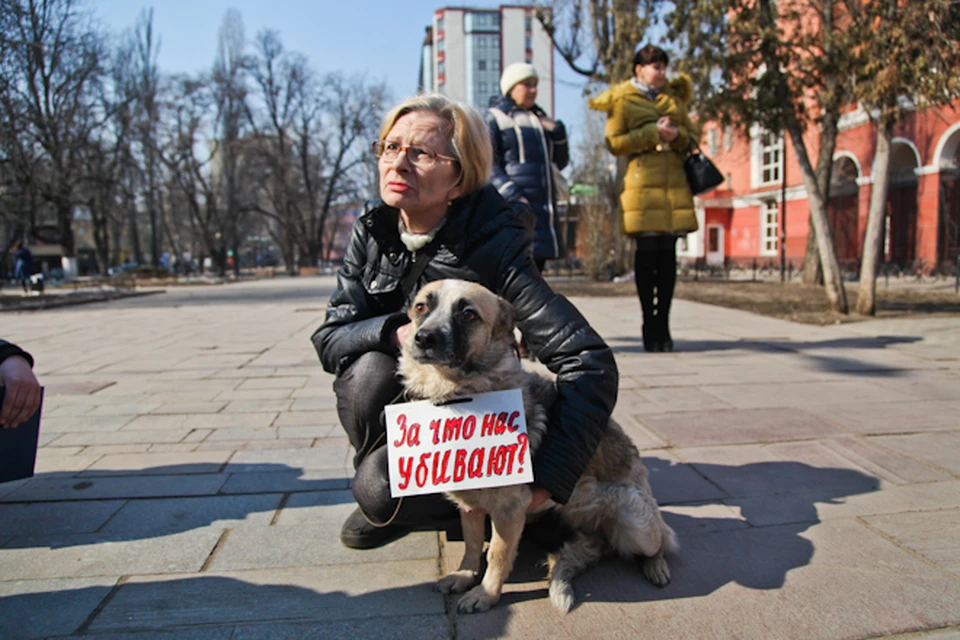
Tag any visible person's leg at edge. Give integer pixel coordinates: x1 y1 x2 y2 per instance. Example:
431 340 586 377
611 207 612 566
655 236 678 352
634 237 660 352
334 351 412 549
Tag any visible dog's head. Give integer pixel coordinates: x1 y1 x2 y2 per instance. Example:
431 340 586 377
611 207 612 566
404 279 515 370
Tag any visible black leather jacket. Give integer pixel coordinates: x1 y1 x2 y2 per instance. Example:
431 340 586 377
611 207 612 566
311 185 618 504
0 340 33 367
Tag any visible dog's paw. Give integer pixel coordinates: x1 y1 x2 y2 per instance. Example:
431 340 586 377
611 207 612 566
434 570 478 594
548 579 576 613
457 585 498 613
642 555 671 587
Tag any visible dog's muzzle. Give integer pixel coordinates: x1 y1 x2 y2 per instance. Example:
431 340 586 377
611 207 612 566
412 326 458 365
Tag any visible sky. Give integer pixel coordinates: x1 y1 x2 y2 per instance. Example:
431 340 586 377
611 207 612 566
91 0 594 150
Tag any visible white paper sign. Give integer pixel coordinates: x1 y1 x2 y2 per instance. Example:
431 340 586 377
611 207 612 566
384 388 534 497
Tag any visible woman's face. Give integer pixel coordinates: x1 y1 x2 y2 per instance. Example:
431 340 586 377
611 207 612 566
378 111 462 225
636 61 667 89
509 78 538 109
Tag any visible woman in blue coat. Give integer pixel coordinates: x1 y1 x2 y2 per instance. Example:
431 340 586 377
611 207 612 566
487 63 569 273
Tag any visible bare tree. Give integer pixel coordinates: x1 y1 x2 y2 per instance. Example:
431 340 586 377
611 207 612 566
247 28 304 274
0 0 105 276
82 35 138 274
158 75 223 273
131 8 162 267
571 107 619 279
305 73 389 267
211 8 250 276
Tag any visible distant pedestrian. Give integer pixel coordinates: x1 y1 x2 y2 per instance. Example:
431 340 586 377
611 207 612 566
588 44 699 352
13 243 34 294
487 62 569 274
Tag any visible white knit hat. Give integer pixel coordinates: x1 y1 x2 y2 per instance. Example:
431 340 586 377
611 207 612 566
500 62 538 96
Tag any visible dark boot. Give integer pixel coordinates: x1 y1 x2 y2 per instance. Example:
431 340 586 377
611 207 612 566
634 240 659 352
340 506 410 549
655 237 678 353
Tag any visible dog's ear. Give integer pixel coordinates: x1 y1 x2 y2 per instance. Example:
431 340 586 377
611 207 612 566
492 296 516 340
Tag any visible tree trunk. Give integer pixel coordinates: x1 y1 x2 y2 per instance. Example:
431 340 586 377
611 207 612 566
784 115 849 313
856 121 894 315
801 223 823 283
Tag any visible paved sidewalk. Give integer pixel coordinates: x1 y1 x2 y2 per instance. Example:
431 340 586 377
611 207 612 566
1 276 958 639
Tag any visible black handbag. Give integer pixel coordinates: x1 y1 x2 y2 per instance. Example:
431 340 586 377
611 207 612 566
684 143 724 195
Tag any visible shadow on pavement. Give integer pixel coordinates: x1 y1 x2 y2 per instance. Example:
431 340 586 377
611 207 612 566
1 457 881 625
489 455 880 611
609 334 922 375
0 462 355 549
0 575 453 640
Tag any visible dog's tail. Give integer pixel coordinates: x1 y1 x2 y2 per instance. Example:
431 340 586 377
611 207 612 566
547 533 606 613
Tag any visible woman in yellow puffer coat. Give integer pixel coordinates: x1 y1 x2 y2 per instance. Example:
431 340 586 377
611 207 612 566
589 44 698 352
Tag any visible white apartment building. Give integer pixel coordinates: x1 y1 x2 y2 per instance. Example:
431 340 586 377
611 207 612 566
418 5 555 116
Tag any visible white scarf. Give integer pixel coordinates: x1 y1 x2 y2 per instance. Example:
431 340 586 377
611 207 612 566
399 217 446 252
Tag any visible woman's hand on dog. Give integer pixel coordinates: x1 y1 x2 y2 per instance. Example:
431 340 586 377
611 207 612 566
529 485 551 511
394 323 413 348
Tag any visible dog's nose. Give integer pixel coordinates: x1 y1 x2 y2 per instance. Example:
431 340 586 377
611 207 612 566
414 329 438 350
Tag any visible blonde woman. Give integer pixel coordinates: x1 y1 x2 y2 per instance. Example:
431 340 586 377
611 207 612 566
312 95 616 550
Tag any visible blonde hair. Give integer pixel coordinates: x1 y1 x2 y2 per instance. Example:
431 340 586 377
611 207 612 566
378 94 492 196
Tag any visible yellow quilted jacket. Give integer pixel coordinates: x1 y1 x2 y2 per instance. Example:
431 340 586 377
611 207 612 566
588 75 698 236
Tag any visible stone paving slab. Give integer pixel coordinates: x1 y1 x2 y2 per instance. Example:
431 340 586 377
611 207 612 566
227 447 350 472
805 399 960 434
674 441 883 498
698 379 917 409
455 518 960 640
862 508 960 577
0 473 229 503
0 528 225 579
84 561 444 632
51 429 195 446
98 494 285 535
63 616 452 640
0 500 126 536
0 576 118 640
727 480 960 527
218 469 350 494
79 450 233 476
208 522 439 572
868 432 960 475
121 412 279 430
638 407 844 447
194 438 316 452
2 278 958 640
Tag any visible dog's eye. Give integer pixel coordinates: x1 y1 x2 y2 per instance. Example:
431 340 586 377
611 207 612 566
414 302 427 315
461 309 478 323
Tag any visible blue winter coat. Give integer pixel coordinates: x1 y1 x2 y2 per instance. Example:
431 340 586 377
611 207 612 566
486 97 569 261
13 247 33 281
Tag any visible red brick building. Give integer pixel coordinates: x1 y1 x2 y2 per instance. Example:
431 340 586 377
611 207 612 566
683 101 960 274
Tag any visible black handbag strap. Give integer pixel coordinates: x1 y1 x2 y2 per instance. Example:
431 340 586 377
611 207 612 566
400 240 440 304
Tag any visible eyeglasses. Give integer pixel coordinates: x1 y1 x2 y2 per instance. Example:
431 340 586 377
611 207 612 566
372 140 459 168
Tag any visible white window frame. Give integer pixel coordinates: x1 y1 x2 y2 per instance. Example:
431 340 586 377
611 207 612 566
708 129 719 156
751 127 784 188
760 200 779 256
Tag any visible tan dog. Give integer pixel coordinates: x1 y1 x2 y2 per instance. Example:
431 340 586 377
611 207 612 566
398 279 676 613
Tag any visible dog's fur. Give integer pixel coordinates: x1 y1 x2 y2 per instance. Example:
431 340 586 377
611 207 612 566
398 279 676 613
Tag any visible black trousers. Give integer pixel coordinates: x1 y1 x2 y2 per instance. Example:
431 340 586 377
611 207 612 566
633 235 677 344
334 351 459 528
